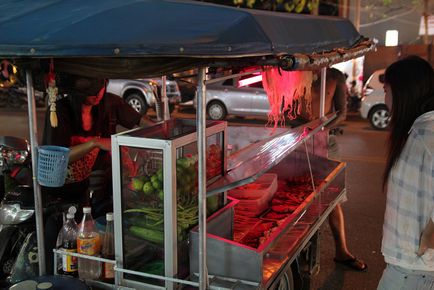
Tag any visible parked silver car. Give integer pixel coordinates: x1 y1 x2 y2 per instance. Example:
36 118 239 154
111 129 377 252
107 78 181 115
195 75 270 120
360 69 389 130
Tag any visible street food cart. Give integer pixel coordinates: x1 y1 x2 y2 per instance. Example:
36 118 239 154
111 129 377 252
110 115 343 290
0 0 375 289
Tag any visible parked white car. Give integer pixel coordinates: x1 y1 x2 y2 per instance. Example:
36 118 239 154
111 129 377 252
194 75 270 120
107 78 181 115
360 69 390 130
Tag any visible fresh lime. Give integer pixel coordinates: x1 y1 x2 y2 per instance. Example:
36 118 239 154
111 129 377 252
142 181 154 195
158 190 164 200
130 177 145 192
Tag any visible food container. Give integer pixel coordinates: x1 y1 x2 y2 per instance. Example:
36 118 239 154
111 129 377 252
228 173 277 199
234 194 272 217
230 173 278 217
233 216 260 242
239 220 278 249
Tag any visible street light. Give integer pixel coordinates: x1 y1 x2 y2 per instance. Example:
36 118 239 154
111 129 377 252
385 30 399 46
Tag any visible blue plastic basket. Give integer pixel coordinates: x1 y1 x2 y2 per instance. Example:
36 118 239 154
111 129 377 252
37 145 70 187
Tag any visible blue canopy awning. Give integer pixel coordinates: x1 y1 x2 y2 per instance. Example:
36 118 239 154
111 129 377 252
0 0 362 57
0 0 373 78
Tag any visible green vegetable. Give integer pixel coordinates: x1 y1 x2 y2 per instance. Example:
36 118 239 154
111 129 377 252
142 181 154 195
126 215 164 229
150 175 158 184
156 169 163 182
140 260 165 275
124 207 163 219
152 179 162 190
176 158 190 169
130 177 145 192
129 226 164 244
138 175 149 182
158 190 164 201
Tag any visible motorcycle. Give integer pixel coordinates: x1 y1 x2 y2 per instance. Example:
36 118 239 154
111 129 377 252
0 136 108 286
0 85 46 109
0 136 81 286
0 136 37 285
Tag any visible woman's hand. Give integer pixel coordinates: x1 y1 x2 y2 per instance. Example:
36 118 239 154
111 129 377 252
139 115 157 127
68 137 111 163
94 137 111 151
417 219 434 256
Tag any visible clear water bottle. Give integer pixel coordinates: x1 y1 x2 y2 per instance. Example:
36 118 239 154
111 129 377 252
77 206 101 280
61 212 78 277
55 213 65 274
101 212 115 283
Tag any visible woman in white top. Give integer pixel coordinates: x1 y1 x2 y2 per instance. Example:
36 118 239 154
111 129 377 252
378 56 434 289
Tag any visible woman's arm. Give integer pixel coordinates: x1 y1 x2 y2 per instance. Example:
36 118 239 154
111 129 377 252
327 77 347 129
417 218 434 256
68 137 111 163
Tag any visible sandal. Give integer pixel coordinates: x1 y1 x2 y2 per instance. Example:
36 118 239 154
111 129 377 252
333 257 368 272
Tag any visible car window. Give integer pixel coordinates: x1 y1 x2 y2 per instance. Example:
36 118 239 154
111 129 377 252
247 81 263 89
238 74 263 88
222 79 233 86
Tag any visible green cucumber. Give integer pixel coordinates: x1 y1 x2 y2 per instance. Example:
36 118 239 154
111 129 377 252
129 226 164 244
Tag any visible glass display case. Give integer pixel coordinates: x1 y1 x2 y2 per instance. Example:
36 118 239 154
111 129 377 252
189 151 345 286
189 115 346 288
111 119 227 289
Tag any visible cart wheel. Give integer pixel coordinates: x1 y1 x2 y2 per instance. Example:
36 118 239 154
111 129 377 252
274 267 295 290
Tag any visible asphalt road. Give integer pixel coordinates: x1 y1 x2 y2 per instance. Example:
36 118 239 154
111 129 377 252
0 107 388 290
309 113 388 290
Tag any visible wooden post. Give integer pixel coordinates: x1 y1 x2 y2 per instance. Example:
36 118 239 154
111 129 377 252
422 0 430 45
352 0 361 85
340 0 349 18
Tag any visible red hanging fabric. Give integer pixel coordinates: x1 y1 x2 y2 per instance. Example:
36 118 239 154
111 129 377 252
261 67 313 129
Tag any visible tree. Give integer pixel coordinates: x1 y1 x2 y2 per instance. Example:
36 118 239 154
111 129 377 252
201 0 321 14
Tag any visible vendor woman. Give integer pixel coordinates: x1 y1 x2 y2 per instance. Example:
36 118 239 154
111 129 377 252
41 74 153 273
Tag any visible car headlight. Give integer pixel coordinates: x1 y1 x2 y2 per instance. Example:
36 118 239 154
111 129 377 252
0 203 34 225
364 88 373 96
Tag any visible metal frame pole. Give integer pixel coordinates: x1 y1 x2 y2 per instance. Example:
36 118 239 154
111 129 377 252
196 67 208 290
162 76 170 121
319 67 327 118
26 70 46 275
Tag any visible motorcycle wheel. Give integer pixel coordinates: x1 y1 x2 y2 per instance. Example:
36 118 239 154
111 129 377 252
2 259 14 276
0 227 21 278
